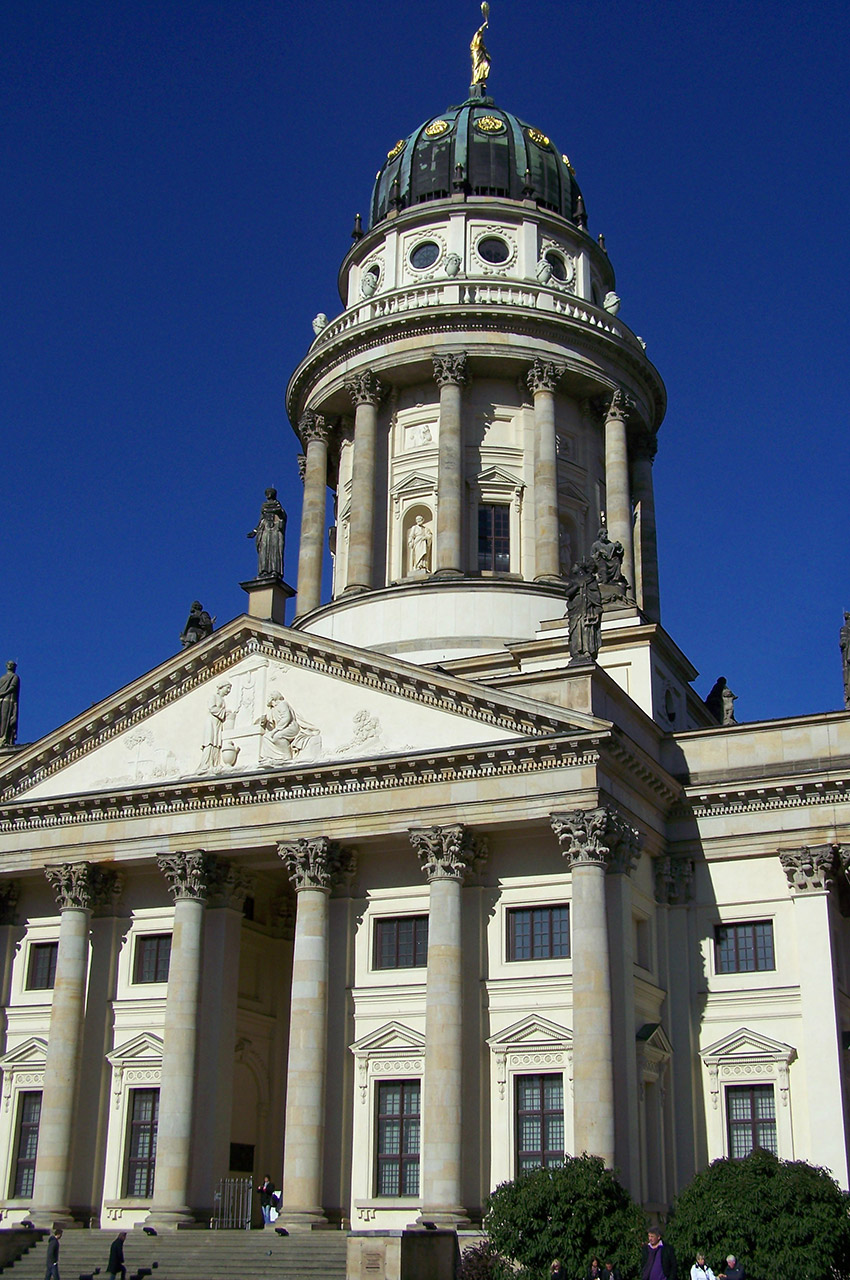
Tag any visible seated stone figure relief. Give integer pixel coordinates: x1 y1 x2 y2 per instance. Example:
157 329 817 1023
257 690 322 764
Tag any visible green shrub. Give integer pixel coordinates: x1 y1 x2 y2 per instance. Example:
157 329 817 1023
667 1149 850 1280
457 1238 515 1280
484 1155 645 1279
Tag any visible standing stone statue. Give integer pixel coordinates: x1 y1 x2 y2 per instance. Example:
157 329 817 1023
248 488 287 579
591 525 629 597
565 562 603 664
179 602 215 649
705 676 738 725
841 612 850 709
0 661 20 748
407 515 433 573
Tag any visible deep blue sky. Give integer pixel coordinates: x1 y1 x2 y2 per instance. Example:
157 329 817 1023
3 0 849 743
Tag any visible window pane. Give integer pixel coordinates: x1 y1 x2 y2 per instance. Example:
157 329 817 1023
12 1092 41 1198
376 1080 420 1197
134 935 172 984
478 504 511 572
375 917 428 969
727 1085 777 1160
715 922 775 974
508 907 570 961
125 1088 159 1199
27 943 58 991
516 1073 565 1174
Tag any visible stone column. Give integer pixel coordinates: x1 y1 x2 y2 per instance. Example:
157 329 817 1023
30 863 116 1227
631 428 660 621
527 359 565 582
277 837 352 1229
408 825 478 1226
655 856 696 1189
295 410 331 618
604 389 635 593
146 851 212 1229
0 881 20 1005
432 352 468 576
779 845 849 1185
344 371 385 593
551 807 640 1168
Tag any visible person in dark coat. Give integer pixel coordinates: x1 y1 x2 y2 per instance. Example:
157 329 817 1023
718 1257 745 1280
256 1173 276 1226
106 1230 127 1280
604 1262 623 1280
44 1226 63 1280
641 1228 677 1280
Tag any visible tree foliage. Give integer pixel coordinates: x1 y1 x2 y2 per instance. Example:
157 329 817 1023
457 1239 515 1280
666 1149 850 1280
484 1156 646 1279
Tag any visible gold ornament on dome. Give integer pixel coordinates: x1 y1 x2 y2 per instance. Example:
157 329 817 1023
476 115 505 134
387 139 405 161
562 153 575 174
425 119 450 137
470 2 491 85
527 127 550 147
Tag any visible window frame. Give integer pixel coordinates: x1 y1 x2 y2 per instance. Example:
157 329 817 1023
132 933 172 985
514 1072 565 1176
507 905 570 962
10 1090 41 1199
725 1083 778 1159
373 915 429 971
714 920 775 975
374 1078 421 1198
477 502 511 574
26 941 58 991
123 1087 159 1200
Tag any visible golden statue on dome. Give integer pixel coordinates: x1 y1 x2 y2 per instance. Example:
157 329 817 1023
470 2 491 86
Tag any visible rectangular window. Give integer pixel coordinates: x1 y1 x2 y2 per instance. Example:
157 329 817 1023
125 1088 159 1198
715 921 775 974
726 1084 777 1158
508 906 570 961
26 942 58 991
478 504 510 573
516 1073 564 1174
374 916 428 970
11 1091 41 1199
376 1080 420 1197
133 934 172 984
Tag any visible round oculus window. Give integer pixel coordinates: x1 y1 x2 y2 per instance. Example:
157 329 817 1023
410 241 440 270
477 236 510 265
544 250 567 281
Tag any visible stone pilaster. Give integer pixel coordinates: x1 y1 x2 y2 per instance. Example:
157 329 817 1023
631 428 660 621
551 808 641 1167
345 371 385 593
408 825 480 1226
146 851 212 1228
527 359 565 581
0 880 20 1007
277 838 353 1229
604 390 635 594
30 863 118 1227
296 411 331 617
432 353 468 576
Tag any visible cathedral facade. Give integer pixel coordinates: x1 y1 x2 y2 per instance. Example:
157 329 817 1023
0 42 848 1236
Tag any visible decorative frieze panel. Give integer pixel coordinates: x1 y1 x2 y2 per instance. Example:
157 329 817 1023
550 806 641 874
277 837 354 892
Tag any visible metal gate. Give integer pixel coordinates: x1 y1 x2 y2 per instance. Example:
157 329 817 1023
211 1175 253 1229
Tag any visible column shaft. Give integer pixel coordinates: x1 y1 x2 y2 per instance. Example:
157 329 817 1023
30 906 90 1226
296 419 330 616
421 875 464 1218
632 446 660 620
571 862 616 1165
604 398 635 592
345 375 383 592
146 893 206 1226
532 386 560 580
433 354 468 576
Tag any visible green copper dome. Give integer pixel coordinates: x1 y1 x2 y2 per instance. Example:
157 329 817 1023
370 97 586 229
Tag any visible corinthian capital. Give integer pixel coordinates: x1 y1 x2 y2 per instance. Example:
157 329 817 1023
345 371 386 408
779 844 844 894
409 824 483 882
157 851 213 902
298 409 330 448
44 861 118 911
206 856 255 911
432 352 469 388
654 855 694 905
606 388 634 424
550 806 641 873
277 837 354 892
527 358 564 395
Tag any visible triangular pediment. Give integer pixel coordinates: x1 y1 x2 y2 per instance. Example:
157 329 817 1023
350 1021 426 1057
0 1037 48 1070
468 465 522 490
701 1027 796 1065
637 1023 674 1056
1 617 605 804
390 472 438 498
106 1032 164 1068
488 1014 573 1051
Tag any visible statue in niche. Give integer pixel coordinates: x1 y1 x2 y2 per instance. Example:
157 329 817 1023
0 661 20 748
565 562 603 664
248 488 286 579
591 525 629 597
179 601 215 648
705 676 738 726
198 681 232 772
258 690 321 764
841 612 850 709
407 515 433 573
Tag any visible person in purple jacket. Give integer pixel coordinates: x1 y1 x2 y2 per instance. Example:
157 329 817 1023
641 1228 678 1280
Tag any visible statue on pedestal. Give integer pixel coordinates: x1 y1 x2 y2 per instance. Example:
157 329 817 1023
706 676 738 725
470 2 491 86
591 525 629 598
180 602 215 649
407 515 433 573
565 562 603 664
248 488 287 579
840 612 850 709
0 661 20 747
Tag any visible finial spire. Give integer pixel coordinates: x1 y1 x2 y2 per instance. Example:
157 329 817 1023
470 2 491 90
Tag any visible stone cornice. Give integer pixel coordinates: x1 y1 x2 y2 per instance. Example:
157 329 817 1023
0 735 603 834
0 620 596 808
671 771 850 820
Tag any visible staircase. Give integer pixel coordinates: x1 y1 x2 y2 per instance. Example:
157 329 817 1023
0 1228 349 1280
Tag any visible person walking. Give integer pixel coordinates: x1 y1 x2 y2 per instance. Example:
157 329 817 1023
690 1253 715 1280
256 1173 276 1226
44 1226 63 1280
641 1228 678 1280
106 1230 127 1280
718 1257 745 1280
